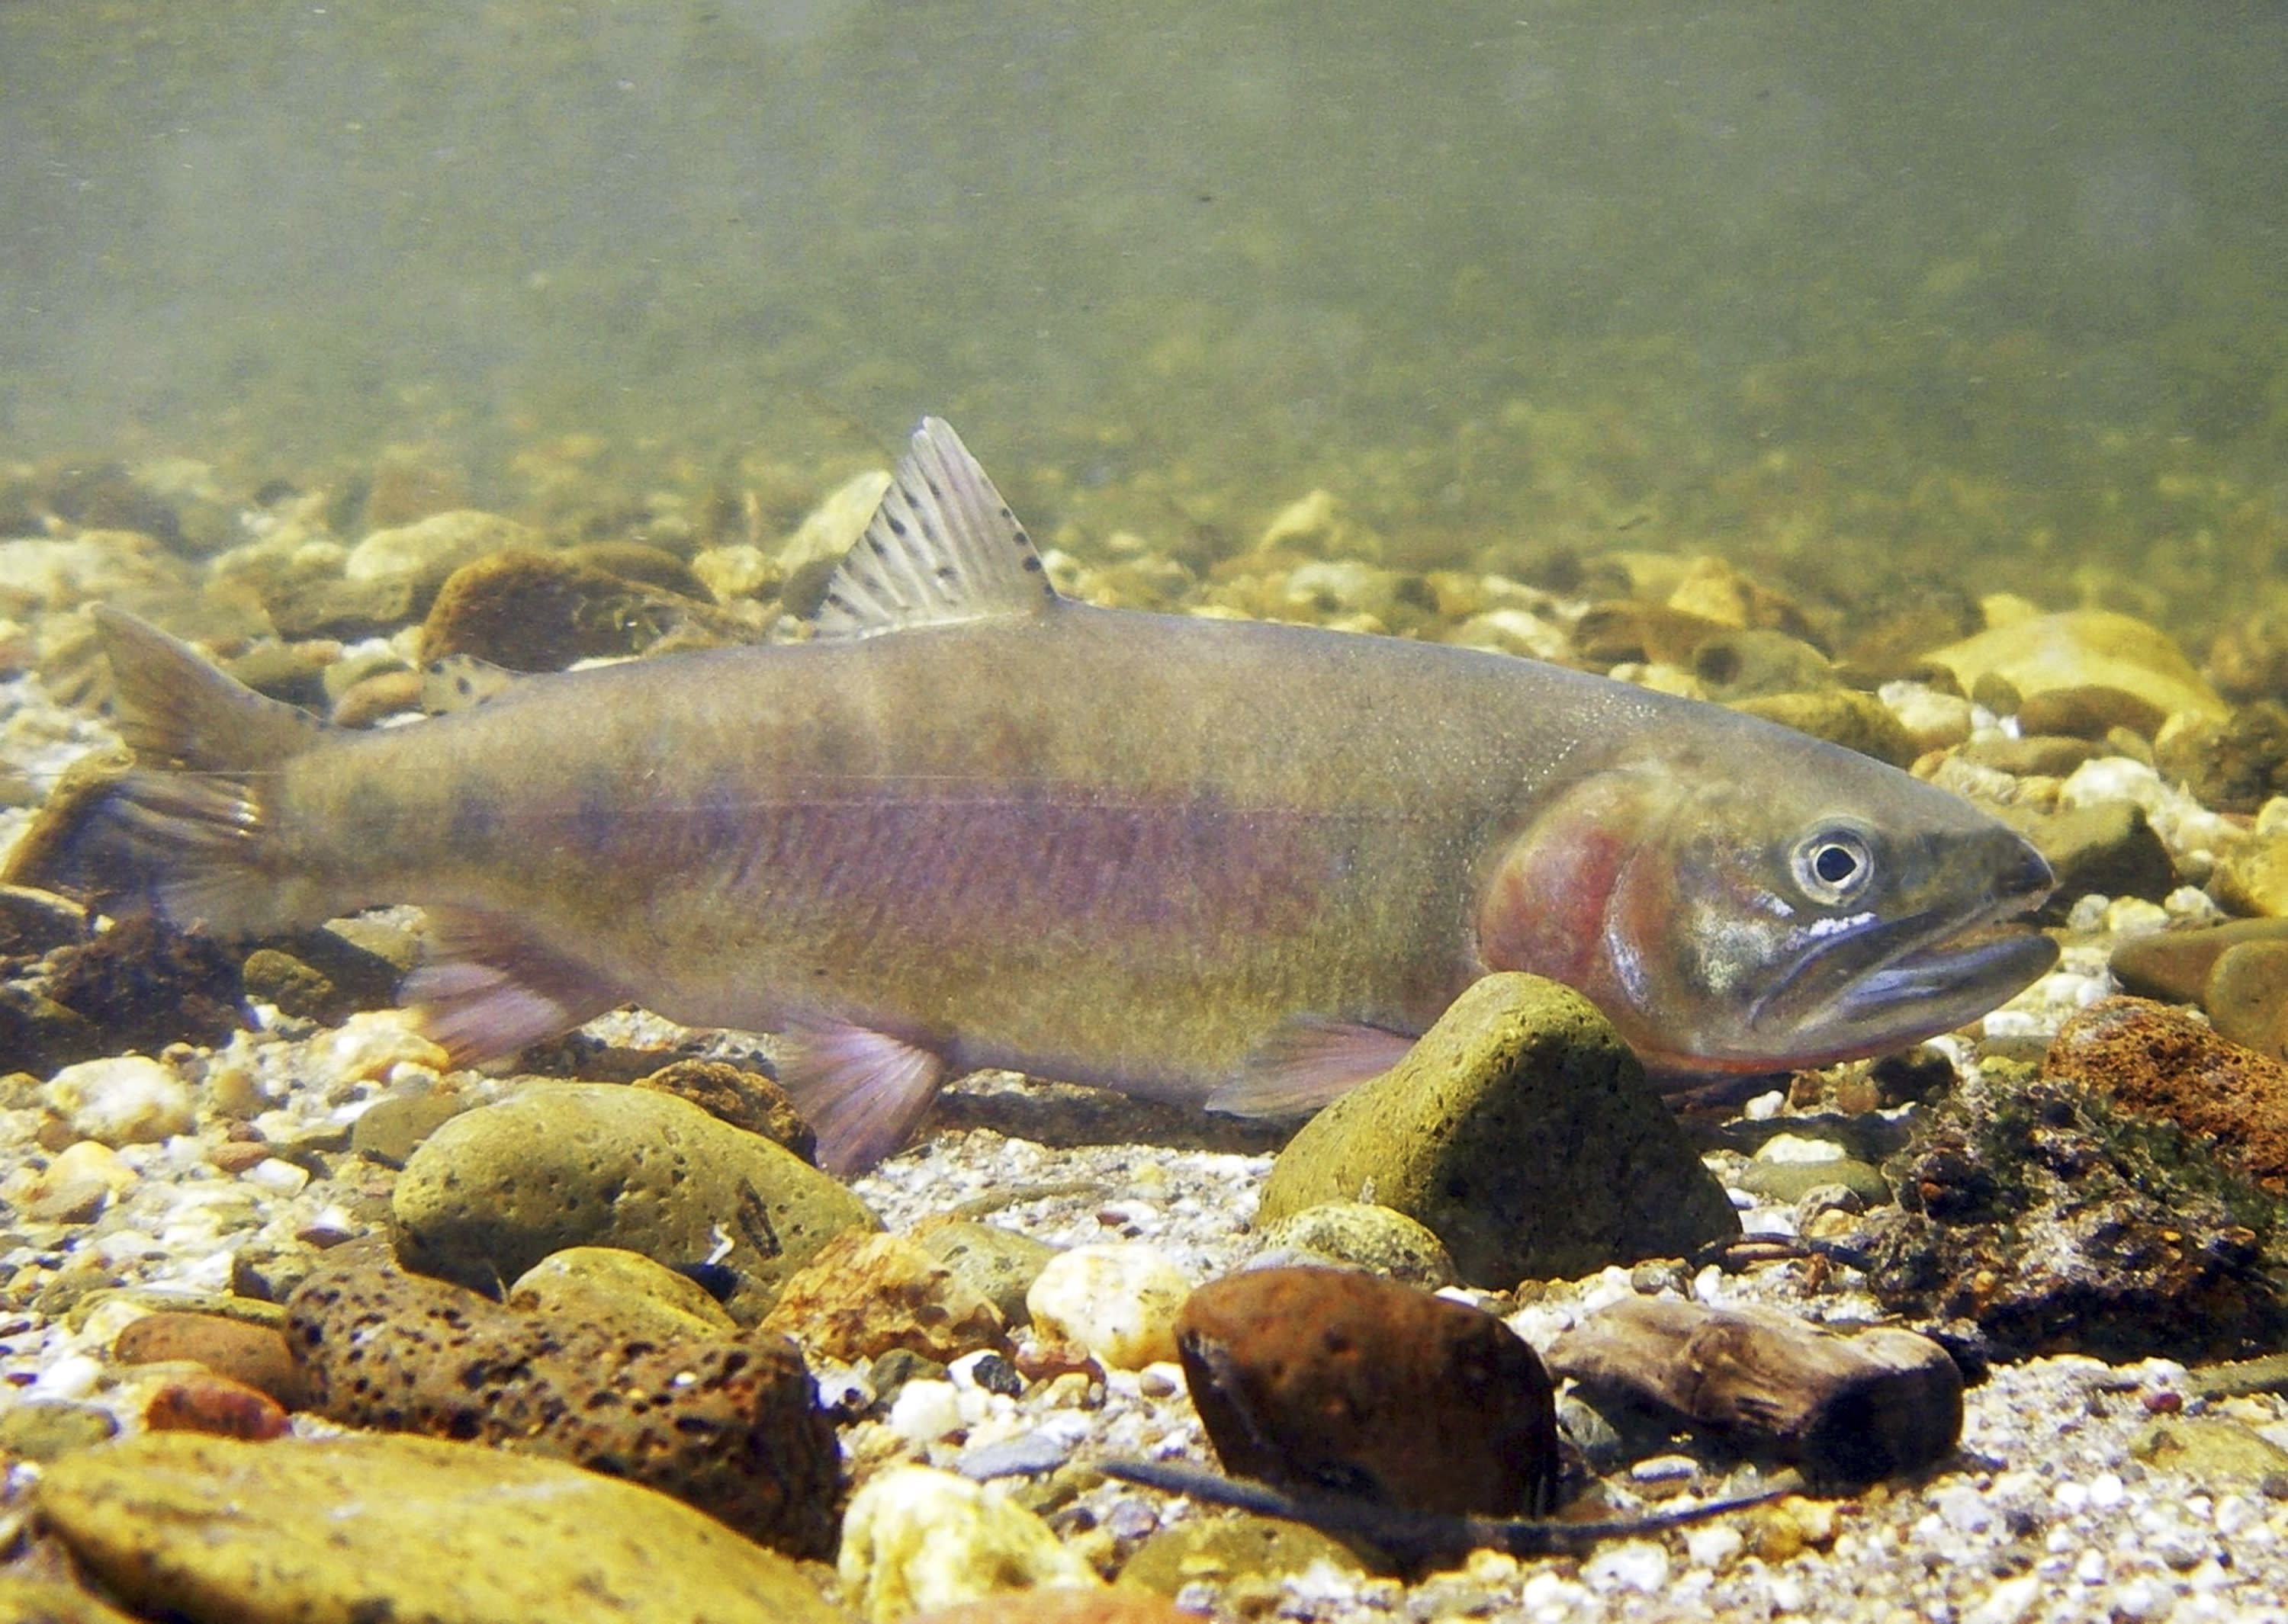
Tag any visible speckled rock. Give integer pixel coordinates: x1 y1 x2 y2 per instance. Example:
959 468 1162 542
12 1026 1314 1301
1257 974 1737 1285
40 1054 194 1147
635 1057 816 1160
1175 1266 1560 1517
391 1080 879 1323
761 1229 1009 1363
2043 996 2288 1189
1863 1061 2288 1361
1116 1513 1381 1596
112 1311 301 1407
1922 609 2229 727
838 1463 1102 1624
1731 689 1919 768
1249 1201 1456 1288
911 1218 1061 1327
287 1256 842 1556
34 1432 850 1624
347 1088 468 1167
0 1399 117 1461
1023 1244 1193 1371
508 1245 741 1340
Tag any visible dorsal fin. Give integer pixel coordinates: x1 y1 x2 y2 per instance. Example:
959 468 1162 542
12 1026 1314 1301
811 416 1060 640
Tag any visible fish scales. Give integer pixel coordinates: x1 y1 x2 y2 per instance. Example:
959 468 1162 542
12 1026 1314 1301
34 418 2057 1171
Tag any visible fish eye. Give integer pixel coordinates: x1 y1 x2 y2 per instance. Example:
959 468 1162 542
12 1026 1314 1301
1792 825 1875 905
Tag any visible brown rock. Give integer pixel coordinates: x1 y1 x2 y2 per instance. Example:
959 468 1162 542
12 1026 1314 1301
1174 1266 1558 1519
760 1229 1008 1364
2044 997 2288 1189
1541 1297 1962 1487
635 1058 815 1160
2111 919 2288 1008
1958 733 2108 778
286 1257 841 1557
2016 684 2169 740
142 1372 291 1440
113 1311 303 1408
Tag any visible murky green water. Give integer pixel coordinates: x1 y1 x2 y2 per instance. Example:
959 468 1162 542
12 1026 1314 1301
3 0 2284 639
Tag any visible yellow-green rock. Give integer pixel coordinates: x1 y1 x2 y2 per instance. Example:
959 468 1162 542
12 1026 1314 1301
1115 1512 1386 1594
1730 689 1920 768
0 1574 146 1624
1251 1201 1456 1288
34 1432 851 1624
1923 610 2227 725
392 1082 879 1323
839 1465 1102 1623
1256 974 1737 1286
508 1245 741 1339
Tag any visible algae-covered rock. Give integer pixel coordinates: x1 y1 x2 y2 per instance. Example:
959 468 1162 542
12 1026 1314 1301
1257 975 1737 1285
0 1574 146 1624
391 1081 879 1323
1116 1513 1383 1595
34 1432 851 1624
1730 689 1920 768
508 1245 741 1340
1923 610 2228 727
1250 1200 1456 1287
911 1218 1062 1327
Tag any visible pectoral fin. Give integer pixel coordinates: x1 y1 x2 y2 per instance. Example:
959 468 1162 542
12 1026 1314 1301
403 906 628 1064
1206 1018 1418 1117
775 1018 950 1175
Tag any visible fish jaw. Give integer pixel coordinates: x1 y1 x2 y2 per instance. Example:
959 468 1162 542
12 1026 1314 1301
1477 742 2058 1076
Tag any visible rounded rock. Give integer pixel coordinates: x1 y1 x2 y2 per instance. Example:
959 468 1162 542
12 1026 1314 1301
1250 1201 1456 1288
41 1055 194 1147
1023 1244 1193 1372
838 1464 1101 1624
508 1246 741 1340
762 1229 1008 1364
391 1081 879 1323
113 1311 301 1407
911 1219 1062 1327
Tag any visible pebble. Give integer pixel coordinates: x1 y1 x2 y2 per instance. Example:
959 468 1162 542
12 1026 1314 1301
342 509 536 592
1023 1243 1192 1371
1580 1540 1669 1594
762 1228 1010 1364
506 1245 741 1340
635 1056 817 1159
140 1370 291 1439
390 1080 879 1323
41 1054 194 1146
837 1464 1102 1624
908 1593 1197 1624
112 1310 302 1406
885 1378 966 1445
1175 1265 1559 1516
34 1431 848 1623
0 1398 118 1460
1249 1199 1457 1287
911 1218 1062 1326
1256 974 1737 1285
20 1137 138 1221
286 1256 843 1557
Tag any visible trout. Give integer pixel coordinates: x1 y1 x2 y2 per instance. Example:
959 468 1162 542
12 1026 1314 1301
40 419 2055 1170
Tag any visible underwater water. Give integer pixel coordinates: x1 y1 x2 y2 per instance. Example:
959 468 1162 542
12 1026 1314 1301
2 0 2283 640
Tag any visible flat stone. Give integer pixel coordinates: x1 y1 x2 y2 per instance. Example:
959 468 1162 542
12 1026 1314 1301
2132 1417 2288 1484
1923 610 2228 727
760 1228 1009 1364
391 1080 878 1323
1734 1154 1892 1207
34 1432 850 1623
2111 918 2288 1007
288 1256 842 1557
0 1398 117 1462
111 1311 301 1407
1175 1266 1559 1517
1257 974 1737 1285
347 1089 468 1167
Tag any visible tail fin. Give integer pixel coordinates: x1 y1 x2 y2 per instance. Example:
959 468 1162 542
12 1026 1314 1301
8 609 331 937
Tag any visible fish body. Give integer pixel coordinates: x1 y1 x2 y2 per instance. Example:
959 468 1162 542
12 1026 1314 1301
44 420 2056 1170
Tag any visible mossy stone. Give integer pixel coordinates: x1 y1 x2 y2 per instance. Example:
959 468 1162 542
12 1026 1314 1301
34 1432 850 1624
508 1245 740 1339
1256 974 1737 1286
1116 1512 1387 1593
0 1399 117 1462
391 1081 879 1322
911 1218 1062 1326
1252 1200 1456 1288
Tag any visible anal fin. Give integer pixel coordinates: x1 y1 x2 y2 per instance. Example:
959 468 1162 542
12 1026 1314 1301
403 905 628 1065
776 1018 950 1175
1206 1018 1418 1118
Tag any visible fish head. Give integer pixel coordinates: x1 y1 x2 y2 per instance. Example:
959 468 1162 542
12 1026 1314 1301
1475 748 2058 1074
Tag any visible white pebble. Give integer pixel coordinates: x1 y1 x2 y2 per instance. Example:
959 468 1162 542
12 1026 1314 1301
837 1464 1100 1620
1685 1524 1744 1570
1582 1540 1669 1594
885 1378 964 1445
315 1011 449 1085
2109 1575 2179 1621
1963 1571 2044 1624
242 1157 310 1194
42 1056 194 1147
1935 1481 1995 1534
2090 1472 2127 1510
1023 1243 1191 1370
1518 1570 1591 1616
1756 1133 1846 1165
27 1351 103 1400
1743 1090 1785 1121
